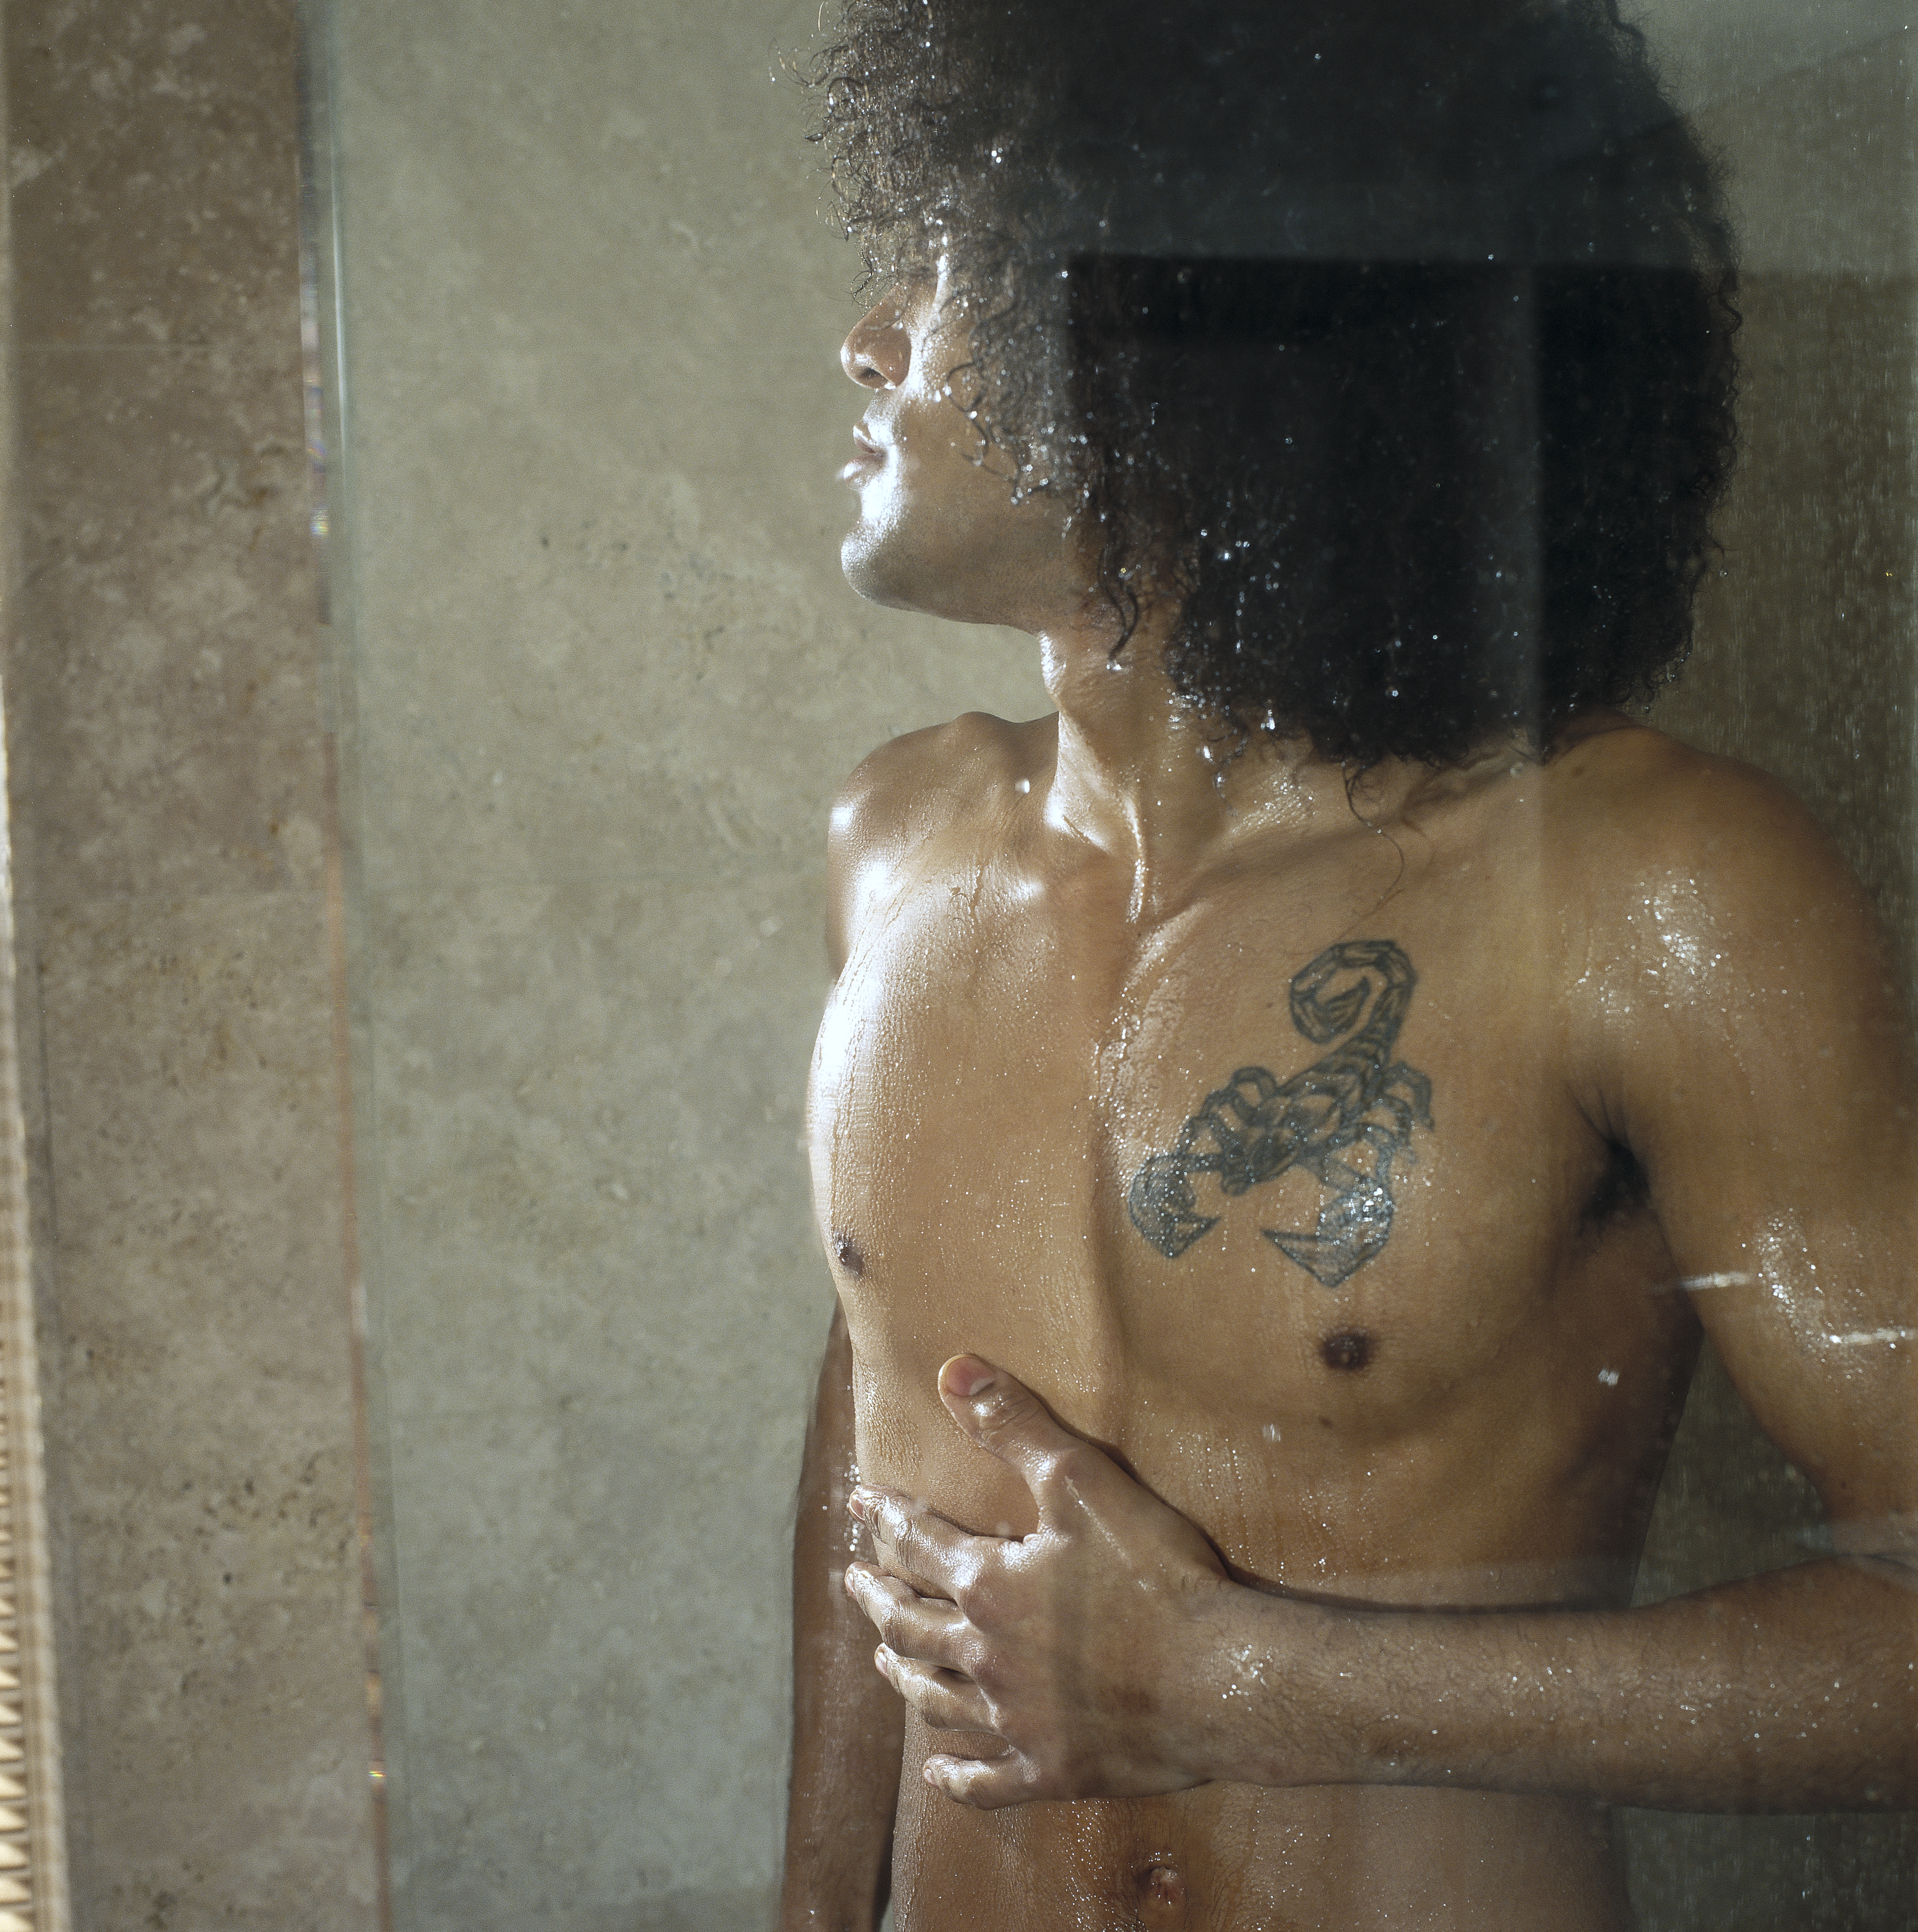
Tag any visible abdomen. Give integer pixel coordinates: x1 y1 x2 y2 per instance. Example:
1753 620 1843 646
889 1730 1632 1932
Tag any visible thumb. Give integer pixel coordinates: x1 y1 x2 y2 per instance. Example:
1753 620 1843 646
937 1357 1095 1506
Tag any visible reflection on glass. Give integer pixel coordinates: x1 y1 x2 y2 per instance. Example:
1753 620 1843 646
316 0 1915 1926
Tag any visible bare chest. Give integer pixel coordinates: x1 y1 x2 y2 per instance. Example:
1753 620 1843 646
808 856 1676 1564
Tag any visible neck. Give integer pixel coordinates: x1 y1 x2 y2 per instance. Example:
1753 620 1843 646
1032 607 1450 922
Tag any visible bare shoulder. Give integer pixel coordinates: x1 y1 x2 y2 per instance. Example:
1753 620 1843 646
824 711 1055 974
830 710 1049 847
1538 714 1878 934
1536 715 1911 1122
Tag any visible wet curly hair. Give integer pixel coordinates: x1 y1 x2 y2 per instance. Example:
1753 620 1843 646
808 0 1740 768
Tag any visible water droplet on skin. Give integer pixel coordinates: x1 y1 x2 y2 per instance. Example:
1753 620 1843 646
1014 777 1031 793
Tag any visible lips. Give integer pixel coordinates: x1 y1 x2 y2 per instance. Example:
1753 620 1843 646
841 422 887 483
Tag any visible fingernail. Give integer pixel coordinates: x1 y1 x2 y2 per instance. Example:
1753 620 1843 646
847 1487 870 1520
945 1358 997 1399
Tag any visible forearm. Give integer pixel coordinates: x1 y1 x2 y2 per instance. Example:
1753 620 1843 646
782 1304 904 1932
1208 1558 1917 1811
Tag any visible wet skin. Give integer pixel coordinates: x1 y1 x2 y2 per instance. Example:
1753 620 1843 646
780 274 1918 1932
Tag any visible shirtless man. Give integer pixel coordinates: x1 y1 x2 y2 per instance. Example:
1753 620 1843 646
780 3 1918 1927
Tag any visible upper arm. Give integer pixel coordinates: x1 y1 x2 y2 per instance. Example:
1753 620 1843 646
1578 751 1918 1557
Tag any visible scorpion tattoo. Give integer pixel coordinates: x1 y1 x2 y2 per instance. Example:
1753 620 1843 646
1126 940 1433 1287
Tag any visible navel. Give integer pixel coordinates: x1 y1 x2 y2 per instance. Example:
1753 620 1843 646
1134 1859 1189 1928
1320 1329 1374 1373
831 1229 865 1278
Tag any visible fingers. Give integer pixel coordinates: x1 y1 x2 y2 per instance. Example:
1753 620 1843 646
851 1485 981 1598
843 1564 972 1671
922 1749 1040 1811
937 1357 1112 1517
875 1646 994 1733
847 1564 1001 1737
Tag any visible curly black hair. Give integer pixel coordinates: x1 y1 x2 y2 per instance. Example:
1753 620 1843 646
808 0 1739 768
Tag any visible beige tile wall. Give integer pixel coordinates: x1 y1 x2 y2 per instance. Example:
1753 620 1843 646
324 3 1047 1923
0 0 1911 1928
4 0 379 1925
326 5 1918 1928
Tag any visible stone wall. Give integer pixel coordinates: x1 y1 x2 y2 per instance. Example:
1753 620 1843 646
3 1 380 1925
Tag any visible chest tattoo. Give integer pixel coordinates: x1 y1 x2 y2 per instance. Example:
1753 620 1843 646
1126 940 1434 1286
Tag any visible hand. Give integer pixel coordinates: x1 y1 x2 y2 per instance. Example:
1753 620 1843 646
842 1356 1242 1809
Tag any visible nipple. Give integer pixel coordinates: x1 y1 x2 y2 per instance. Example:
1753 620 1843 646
1320 1329 1373 1372
832 1230 865 1278
1135 1860 1188 1928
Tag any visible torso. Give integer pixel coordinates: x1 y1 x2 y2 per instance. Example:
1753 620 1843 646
809 711 1702 1930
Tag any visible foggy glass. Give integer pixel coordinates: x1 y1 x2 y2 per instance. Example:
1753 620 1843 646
300 2 1917 1926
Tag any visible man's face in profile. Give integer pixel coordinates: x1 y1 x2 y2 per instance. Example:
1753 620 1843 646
838 257 1092 634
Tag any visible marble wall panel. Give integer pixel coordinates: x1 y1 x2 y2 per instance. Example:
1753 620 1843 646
353 862 840 1927
33 891 375 1930
330 0 1046 1922
8 0 310 357
1647 0 1911 139
327 3 1916 1929
356 868 828 1419
384 1400 797 1931
12 345 328 901
343 344 1039 892
6 0 382 1924
331 0 864 362
1701 29 1916 278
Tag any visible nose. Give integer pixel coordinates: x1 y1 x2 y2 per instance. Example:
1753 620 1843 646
841 290 911 390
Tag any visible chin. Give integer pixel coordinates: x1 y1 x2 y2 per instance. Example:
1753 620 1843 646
840 520 948 617
840 503 1055 630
